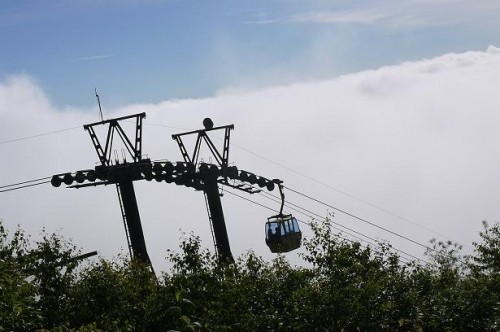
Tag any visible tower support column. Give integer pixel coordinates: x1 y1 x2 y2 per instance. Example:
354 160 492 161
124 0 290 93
203 176 234 263
118 180 150 264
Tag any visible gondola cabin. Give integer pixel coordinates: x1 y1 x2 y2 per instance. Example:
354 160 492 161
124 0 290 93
265 214 302 253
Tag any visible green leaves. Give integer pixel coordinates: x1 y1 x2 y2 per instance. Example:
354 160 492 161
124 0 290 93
1 218 500 331
473 220 500 274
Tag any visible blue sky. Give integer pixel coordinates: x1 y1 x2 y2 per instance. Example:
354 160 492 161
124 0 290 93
2 0 499 108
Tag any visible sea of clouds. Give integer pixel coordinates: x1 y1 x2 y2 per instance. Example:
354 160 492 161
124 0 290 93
1 46 500 269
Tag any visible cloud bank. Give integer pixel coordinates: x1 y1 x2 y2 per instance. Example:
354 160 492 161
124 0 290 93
1 46 500 269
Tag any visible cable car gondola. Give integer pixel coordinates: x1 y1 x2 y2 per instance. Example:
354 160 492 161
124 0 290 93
265 183 302 253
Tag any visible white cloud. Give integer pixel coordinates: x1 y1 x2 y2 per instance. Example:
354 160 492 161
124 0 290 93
1 46 500 270
71 54 113 62
275 10 385 25
251 0 500 29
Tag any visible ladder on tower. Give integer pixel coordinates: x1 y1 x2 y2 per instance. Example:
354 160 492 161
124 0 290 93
116 183 133 258
203 191 218 259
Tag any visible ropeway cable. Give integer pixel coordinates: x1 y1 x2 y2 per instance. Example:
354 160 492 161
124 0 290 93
224 188 430 265
284 185 436 253
0 177 52 193
255 189 430 265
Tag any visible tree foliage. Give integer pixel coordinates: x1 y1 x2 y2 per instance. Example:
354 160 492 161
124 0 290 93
0 218 499 331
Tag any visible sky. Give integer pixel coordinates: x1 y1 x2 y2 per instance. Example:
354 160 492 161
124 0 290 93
2 0 500 107
1 1 500 270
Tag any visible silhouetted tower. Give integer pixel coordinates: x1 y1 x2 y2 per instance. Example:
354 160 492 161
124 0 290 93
171 118 279 261
172 118 235 261
52 113 153 265
52 114 286 269
85 113 151 263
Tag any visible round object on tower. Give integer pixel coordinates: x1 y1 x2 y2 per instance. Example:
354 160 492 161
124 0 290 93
266 182 275 191
63 173 74 185
257 176 268 188
51 175 62 187
203 118 214 130
75 171 86 184
163 161 174 174
86 170 96 182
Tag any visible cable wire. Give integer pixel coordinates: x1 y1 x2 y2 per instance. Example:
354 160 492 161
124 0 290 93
293 215 420 266
0 180 51 193
259 190 382 248
256 190 429 264
0 176 52 193
224 188 429 265
2 121 457 244
284 186 469 266
143 122 192 131
260 190 379 241
0 176 52 189
0 121 460 264
228 141 453 241
0 126 81 145
284 185 436 252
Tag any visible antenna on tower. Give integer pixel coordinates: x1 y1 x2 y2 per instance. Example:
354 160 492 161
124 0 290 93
95 88 104 122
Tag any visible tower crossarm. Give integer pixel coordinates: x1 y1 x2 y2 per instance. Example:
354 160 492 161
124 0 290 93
171 120 234 170
84 112 146 166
